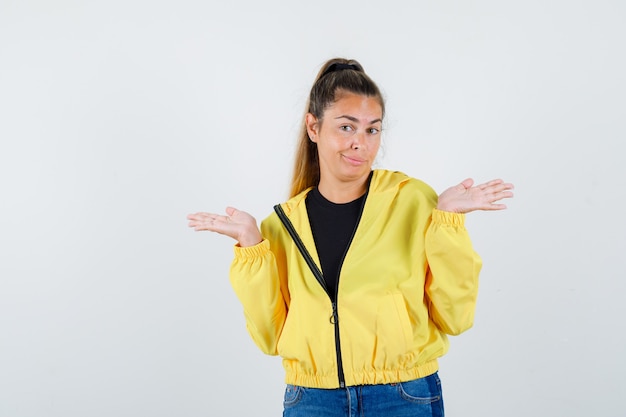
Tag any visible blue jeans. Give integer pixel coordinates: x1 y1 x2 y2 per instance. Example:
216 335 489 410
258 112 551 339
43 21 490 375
283 372 444 417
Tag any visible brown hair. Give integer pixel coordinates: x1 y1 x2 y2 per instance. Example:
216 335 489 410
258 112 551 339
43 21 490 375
288 58 385 197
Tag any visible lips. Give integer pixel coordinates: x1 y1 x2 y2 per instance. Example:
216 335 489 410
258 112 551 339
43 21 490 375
342 154 366 165
342 154 365 164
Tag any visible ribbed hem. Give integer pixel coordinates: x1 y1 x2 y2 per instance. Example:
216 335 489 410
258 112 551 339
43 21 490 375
284 359 439 389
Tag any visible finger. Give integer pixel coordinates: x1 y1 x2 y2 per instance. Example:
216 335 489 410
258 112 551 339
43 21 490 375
188 217 213 230
187 211 221 226
460 178 474 190
490 181 514 191
207 214 232 225
492 190 515 202
483 202 508 211
187 212 216 221
484 181 514 197
190 216 229 232
482 183 515 198
478 179 504 190
199 219 241 239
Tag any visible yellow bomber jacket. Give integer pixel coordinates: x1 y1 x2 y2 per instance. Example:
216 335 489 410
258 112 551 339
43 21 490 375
229 170 482 389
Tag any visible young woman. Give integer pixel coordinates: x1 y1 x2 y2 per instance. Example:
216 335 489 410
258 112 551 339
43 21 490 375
187 58 514 417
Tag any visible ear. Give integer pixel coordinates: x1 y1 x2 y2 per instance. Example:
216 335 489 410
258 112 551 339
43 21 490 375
305 113 319 142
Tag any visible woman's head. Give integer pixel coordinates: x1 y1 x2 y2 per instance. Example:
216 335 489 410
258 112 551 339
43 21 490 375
308 59 385 121
290 58 385 197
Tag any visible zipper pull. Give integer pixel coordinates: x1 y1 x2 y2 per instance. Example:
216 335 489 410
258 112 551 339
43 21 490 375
330 302 339 324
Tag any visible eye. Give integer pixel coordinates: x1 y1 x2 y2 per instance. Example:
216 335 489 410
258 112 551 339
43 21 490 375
368 127 380 134
340 125 353 132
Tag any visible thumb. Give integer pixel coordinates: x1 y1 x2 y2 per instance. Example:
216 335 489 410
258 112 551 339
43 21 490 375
225 206 238 216
460 178 474 190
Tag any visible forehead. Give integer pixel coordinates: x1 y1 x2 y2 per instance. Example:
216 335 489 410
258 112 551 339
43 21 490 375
325 92 383 121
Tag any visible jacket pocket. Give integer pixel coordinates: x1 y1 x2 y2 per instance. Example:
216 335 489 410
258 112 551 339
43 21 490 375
375 293 414 360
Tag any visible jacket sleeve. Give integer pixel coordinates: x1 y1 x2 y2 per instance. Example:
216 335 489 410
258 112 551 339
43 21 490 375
424 209 482 336
229 239 288 355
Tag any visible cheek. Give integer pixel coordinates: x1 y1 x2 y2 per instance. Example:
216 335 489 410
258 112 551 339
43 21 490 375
326 136 351 151
369 139 381 156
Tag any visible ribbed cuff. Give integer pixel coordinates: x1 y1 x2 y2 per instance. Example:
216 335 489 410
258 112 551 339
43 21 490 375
233 239 270 259
431 209 465 226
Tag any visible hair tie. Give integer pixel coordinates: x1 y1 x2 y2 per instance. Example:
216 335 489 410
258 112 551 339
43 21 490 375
321 63 359 77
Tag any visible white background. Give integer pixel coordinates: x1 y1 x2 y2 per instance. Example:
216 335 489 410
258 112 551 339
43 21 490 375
1 1 624 416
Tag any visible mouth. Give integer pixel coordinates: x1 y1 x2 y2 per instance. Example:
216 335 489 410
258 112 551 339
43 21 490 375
342 154 366 165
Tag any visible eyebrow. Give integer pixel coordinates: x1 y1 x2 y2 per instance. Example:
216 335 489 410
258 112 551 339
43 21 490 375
334 115 382 124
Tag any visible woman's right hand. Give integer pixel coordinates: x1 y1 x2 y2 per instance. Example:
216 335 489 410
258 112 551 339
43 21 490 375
187 207 263 247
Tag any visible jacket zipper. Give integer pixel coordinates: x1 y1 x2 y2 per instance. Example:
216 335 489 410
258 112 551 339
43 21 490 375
327 173 373 388
330 301 344 387
274 172 373 389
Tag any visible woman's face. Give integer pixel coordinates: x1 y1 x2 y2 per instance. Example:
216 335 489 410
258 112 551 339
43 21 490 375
306 92 383 191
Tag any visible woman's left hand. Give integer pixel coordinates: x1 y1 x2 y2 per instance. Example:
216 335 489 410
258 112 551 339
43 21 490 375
437 178 514 213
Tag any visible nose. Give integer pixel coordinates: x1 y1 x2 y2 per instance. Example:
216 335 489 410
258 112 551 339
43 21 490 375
352 131 366 149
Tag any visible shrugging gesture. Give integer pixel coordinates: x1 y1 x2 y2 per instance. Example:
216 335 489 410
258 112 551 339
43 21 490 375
437 178 514 214
187 207 262 247
187 57 517 415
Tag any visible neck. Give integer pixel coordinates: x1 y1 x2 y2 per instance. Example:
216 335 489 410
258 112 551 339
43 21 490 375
317 172 371 203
